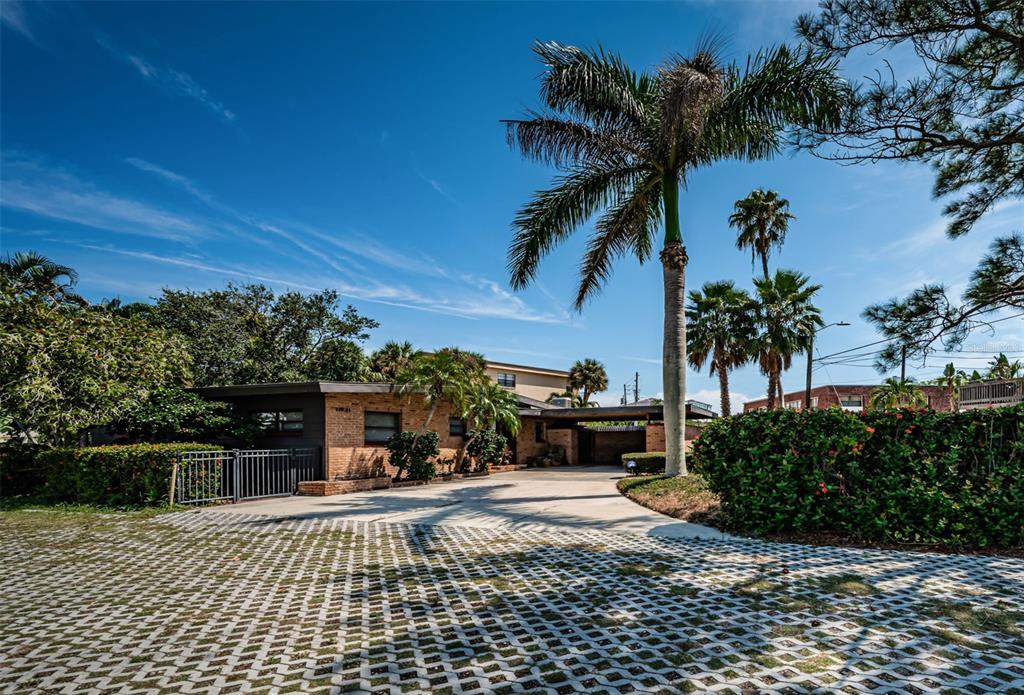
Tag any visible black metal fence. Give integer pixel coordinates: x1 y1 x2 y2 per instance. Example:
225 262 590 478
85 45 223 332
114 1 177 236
174 447 322 504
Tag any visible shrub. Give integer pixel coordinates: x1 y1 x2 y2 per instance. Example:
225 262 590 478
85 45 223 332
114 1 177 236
466 429 508 472
36 442 223 506
385 432 439 481
621 452 666 475
114 386 258 445
0 442 47 496
693 406 1024 548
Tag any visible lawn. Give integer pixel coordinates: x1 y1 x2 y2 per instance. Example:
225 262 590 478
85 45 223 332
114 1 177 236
2 505 1023 694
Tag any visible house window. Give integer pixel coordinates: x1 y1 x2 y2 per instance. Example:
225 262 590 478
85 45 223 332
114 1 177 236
534 421 545 443
496 372 516 388
364 411 400 444
810 397 819 409
253 410 304 435
449 417 466 437
785 400 802 410
839 395 864 411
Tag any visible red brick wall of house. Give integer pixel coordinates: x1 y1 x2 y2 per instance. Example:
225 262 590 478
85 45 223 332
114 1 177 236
743 385 953 412
323 393 464 480
644 422 703 452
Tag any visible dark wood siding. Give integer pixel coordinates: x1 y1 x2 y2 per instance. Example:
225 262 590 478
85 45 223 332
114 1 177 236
217 393 326 451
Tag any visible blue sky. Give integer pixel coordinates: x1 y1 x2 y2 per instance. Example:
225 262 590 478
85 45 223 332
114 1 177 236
2 1 1021 406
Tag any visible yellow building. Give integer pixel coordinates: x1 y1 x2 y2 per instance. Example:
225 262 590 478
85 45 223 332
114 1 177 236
484 360 570 403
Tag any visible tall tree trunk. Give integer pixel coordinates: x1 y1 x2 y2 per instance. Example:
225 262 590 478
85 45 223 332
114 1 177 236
766 367 777 409
760 252 770 281
717 366 731 417
661 175 687 476
776 357 785 409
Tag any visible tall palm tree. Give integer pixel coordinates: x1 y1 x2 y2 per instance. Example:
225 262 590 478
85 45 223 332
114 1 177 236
753 270 823 409
728 189 795 280
987 353 1023 380
504 41 842 474
869 377 928 411
1 251 86 307
370 341 416 381
546 390 584 407
930 362 967 411
686 281 754 417
568 358 609 406
458 381 522 471
394 347 487 437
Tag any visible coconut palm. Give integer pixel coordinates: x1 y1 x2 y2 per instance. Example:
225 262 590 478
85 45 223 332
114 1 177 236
504 41 842 475
1 251 86 307
869 377 928 411
370 341 416 381
987 353 1023 380
394 347 487 436
458 381 522 471
568 358 609 406
728 189 795 280
930 362 967 411
753 270 823 409
686 281 754 417
546 390 584 407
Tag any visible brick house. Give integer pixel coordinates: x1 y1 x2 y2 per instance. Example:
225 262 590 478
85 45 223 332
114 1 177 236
743 384 953 413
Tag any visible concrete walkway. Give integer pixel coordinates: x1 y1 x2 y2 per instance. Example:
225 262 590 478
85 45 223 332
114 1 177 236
204 465 728 539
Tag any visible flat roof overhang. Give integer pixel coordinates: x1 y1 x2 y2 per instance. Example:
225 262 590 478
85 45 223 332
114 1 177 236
520 401 716 422
191 382 397 398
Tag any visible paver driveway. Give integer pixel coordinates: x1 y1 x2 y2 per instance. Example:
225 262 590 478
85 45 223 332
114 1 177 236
2 478 1023 694
203 466 725 540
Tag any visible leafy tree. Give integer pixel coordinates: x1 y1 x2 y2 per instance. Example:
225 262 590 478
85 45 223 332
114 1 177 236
114 386 258 444
864 234 1024 369
149 283 377 385
504 41 842 474
869 377 928 411
796 0 1023 240
987 352 1023 380
929 362 967 411
728 189 795 280
465 429 510 473
753 270 823 409
0 288 190 445
370 341 416 381
686 281 754 416
568 358 609 406
1 250 86 307
394 347 487 436
458 381 521 471
384 431 439 481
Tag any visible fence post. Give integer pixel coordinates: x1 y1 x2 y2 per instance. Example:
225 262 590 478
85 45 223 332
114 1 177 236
232 450 241 503
168 457 179 507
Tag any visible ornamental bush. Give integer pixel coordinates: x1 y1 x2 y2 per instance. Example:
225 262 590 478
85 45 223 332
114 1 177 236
36 443 223 506
692 406 1024 548
465 429 507 472
620 452 666 475
385 431 439 481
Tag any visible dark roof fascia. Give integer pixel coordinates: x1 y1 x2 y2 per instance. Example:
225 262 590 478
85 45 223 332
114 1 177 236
190 382 398 398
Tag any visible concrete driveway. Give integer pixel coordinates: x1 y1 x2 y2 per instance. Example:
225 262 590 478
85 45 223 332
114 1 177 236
205 465 727 539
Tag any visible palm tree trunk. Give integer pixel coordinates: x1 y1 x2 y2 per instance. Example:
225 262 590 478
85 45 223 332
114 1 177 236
760 252 770 281
766 368 777 409
661 179 687 477
776 357 785 409
717 367 731 417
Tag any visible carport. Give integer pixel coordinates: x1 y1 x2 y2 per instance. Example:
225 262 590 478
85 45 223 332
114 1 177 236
515 400 717 466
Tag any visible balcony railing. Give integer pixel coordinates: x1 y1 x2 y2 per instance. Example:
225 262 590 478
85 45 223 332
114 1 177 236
958 378 1024 410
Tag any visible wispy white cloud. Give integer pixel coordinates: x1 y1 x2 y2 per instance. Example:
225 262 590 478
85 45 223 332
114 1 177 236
0 0 34 42
123 157 216 205
0 154 206 242
415 170 458 205
97 37 236 122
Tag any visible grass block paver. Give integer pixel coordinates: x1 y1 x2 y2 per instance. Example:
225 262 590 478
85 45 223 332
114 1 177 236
1 508 1023 694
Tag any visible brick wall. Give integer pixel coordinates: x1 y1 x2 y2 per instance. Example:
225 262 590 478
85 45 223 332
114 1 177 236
644 422 703 452
743 385 953 413
546 427 577 465
323 392 464 480
515 416 549 465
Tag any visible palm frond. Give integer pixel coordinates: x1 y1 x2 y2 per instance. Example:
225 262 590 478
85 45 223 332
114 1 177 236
503 111 642 168
573 174 662 309
508 165 643 290
657 50 725 165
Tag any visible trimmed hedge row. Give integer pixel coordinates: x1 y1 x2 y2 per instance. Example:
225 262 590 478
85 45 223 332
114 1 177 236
621 452 666 475
37 442 222 506
693 406 1024 548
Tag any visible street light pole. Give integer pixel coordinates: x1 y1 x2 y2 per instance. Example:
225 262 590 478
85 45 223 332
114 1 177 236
805 321 850 410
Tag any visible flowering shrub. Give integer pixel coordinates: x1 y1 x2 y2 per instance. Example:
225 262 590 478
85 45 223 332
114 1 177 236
36 443 223 506
692 405 1024 548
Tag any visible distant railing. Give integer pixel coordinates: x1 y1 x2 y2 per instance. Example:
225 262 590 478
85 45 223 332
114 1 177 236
685 399 714 412
958 378 1024 410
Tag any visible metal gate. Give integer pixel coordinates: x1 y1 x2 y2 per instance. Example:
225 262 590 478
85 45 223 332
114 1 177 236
174 448 322 504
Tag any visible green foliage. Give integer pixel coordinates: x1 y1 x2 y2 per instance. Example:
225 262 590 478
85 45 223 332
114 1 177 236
0 288 191 445
728 189 795 279
693 406 1024 548
0 442 47 496
987 353 1023 380
385 431 439 481
36 443 223 506
869 378 927 412
146 283 378 386
686 281 755 416
462 381 521 434
568 358 608 406
115 386 258 445
369 341 415 381
621 452 666 475
466 429 508 472
0 250 86 308
395 348 487 429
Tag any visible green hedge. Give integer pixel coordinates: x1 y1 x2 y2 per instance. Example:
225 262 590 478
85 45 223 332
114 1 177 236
37 442 223 506
693 406 1024 548
621 452 666 475
0 442 47 497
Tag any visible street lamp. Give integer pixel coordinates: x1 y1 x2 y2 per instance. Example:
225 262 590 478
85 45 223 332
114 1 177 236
805 321 850 409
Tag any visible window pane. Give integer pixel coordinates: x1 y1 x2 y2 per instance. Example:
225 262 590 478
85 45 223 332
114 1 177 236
280 411 303 422
254 411 277 430
449 417 465 436
365 412 399 428
365 428 395 443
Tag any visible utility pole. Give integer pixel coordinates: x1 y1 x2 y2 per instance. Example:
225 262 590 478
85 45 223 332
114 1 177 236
633 372 639 404
900 344 907 381
806 322 850 410
622 384 628 406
